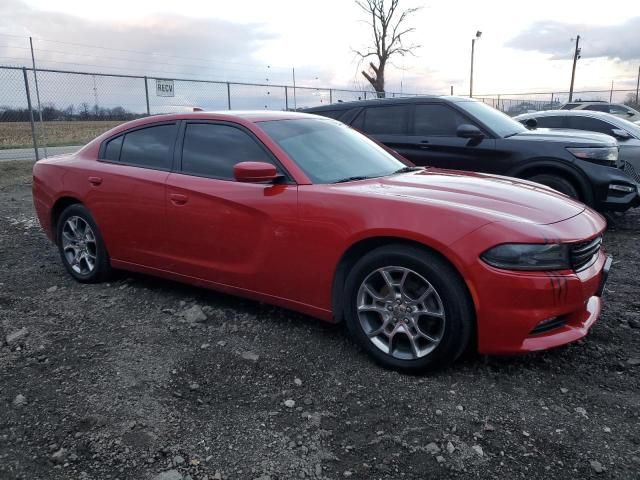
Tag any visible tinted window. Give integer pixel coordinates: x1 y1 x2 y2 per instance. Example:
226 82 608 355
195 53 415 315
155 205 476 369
413 104 470 136
259 118 406 184
533 116 566 128
120 124 176 170
566 116 615 136
359 105 408 135
103 135 123 161
181 123 273 180
584 104 609 113
561 103 579 110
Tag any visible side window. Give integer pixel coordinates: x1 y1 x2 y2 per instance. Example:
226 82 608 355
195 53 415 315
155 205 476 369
584 104 609 113
181 123 273 180
413 104 471 136
120 124 177 170
534 116 567 128
359 105 408 135
103 135 123 161
610 105 631 115
560 103 579 110
567 116 615 136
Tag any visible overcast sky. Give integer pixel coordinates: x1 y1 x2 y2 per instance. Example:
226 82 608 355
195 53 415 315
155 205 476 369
1 0 639 95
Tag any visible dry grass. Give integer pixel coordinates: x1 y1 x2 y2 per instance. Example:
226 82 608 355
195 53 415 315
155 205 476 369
0 121 125 150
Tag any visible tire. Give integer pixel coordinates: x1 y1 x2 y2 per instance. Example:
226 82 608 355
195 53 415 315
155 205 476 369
343 244 474 372
56 204 111 283
527 174 579 199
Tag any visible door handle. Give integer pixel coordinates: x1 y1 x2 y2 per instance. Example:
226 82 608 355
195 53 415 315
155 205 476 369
169 193 188 205
88 176 102 186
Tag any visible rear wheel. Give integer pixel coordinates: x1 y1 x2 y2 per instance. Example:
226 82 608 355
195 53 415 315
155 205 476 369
528 174 579 199
343 244 474 372
57 204 111 283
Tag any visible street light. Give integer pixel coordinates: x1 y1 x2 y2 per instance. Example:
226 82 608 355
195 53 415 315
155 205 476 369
470 30 482 98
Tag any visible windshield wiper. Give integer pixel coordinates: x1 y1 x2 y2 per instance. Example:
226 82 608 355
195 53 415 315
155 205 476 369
333 175 372 184
392 166 423 174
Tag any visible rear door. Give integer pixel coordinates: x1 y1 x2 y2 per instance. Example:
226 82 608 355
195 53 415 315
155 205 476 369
88 122 178 268
350 104 413 156
404 103 496 171
164 121 299 298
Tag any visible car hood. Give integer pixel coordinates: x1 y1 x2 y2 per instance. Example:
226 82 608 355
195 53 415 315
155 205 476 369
335 169 586 225
508 128 617 146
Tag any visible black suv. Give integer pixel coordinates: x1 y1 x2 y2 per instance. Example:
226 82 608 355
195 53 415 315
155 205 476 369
303 96 640 211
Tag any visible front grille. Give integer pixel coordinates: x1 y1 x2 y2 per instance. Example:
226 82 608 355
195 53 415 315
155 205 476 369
530 316 567 335
569 236 602 271
623 161 640 183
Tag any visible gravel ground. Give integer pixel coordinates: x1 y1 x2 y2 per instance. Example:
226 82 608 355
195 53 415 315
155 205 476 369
1 160 639 480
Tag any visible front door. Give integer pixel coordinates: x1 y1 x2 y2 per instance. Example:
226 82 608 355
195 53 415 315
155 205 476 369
164 121 298 299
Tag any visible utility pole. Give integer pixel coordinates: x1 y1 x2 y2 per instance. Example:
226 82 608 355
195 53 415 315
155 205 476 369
636 66 640 105
609 80 613 103
469 31 482 97
568 35 581 102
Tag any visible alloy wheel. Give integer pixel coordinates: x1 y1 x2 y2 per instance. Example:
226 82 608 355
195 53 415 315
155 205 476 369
356 266 446 360
61 216 97 275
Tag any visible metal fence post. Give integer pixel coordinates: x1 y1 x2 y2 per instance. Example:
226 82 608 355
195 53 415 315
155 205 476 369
144 76 150 115
285 86 289 110
329 89 333 104
227 82 231 110
22 67 39 161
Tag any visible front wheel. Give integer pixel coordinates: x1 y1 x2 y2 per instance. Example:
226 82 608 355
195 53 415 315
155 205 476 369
527 174 579 200
343 244 474 372
56 204 111 283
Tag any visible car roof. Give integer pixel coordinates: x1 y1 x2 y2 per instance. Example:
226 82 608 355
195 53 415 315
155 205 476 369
154 110 320 122
515 110 619 121
302 95 477 111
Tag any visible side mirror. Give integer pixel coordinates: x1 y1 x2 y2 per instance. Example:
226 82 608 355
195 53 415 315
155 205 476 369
627 111 634 116
611 128 632 140
456 124 485 139
234 161 278 183
524 118 538 129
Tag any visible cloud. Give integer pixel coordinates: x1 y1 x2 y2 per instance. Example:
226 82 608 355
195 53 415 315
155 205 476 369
506 17 640 61
0 0 276 80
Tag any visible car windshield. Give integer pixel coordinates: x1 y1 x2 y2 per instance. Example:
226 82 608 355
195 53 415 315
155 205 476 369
612 116 640 138
258 118 408 184
456 100 528 137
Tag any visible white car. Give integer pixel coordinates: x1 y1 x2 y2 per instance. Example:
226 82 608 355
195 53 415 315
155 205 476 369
561 101 640 124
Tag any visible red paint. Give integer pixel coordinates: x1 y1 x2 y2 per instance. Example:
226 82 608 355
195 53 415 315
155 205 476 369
32 112 609 355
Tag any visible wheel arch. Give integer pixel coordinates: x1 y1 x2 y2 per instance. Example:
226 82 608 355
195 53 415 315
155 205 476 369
507 158 593 206
51 196 83 244
331 236 476 327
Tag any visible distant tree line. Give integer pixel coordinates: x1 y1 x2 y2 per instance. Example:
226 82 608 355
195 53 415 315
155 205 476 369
0 103 142 122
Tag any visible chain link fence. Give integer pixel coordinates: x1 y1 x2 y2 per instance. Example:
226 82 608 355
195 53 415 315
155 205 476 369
0 66 412 161
1 65 639 161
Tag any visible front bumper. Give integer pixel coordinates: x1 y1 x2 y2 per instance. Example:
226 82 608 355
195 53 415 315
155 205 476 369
473 251 609 355
577 159 640 211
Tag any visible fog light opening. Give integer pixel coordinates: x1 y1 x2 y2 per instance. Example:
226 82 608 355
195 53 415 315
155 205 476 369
529 316 567 335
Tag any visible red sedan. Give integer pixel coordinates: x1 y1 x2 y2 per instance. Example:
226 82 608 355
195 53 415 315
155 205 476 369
32 112 611 371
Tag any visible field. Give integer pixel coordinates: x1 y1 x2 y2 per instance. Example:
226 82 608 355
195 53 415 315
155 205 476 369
0 121 124 150
1 160 640 480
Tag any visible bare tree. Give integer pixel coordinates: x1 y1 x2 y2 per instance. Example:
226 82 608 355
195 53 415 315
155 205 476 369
353 0 420 97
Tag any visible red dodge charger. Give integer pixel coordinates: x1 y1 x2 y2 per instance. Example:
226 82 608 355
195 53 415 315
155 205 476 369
32 111 611 371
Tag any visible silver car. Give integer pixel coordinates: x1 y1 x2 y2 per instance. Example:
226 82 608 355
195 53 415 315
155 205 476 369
560 101 640 124
514 110 640 182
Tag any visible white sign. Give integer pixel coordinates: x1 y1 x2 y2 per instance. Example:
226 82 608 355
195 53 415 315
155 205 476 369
156 79 175 97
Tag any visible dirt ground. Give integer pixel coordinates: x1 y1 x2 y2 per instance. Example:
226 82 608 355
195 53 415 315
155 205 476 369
1 160 639 480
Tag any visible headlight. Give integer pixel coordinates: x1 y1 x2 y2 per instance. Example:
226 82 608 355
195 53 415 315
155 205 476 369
566 146 618 165
481 243 570 271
